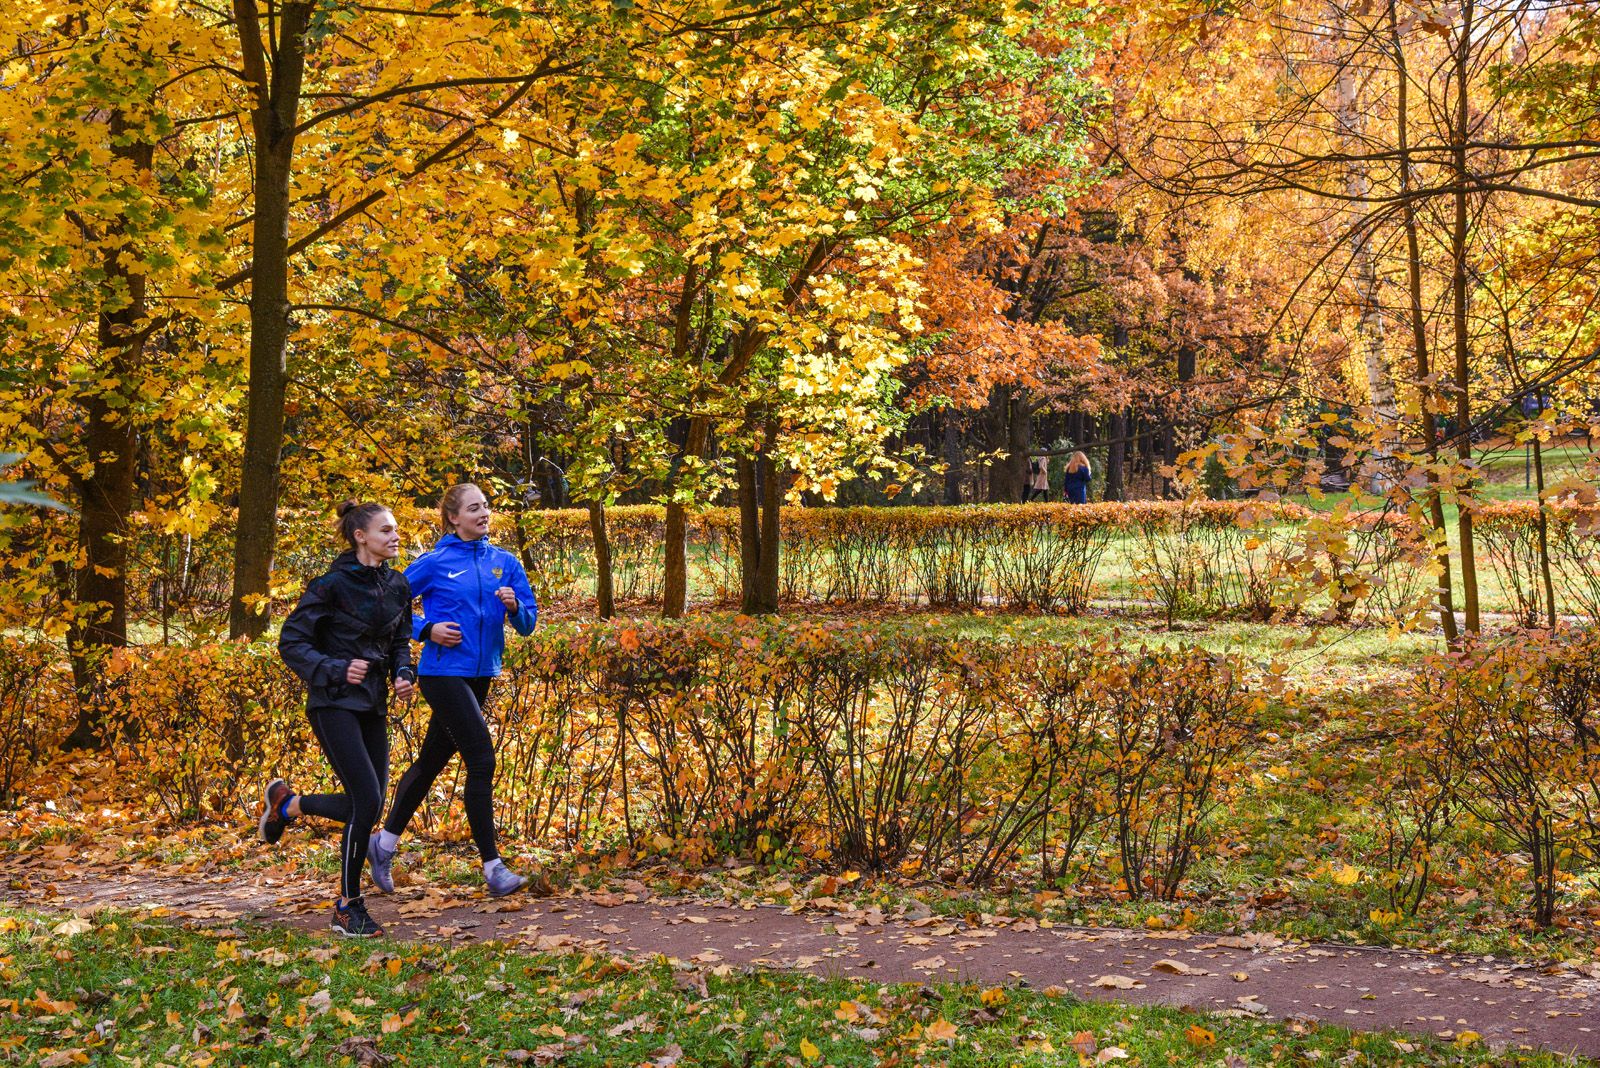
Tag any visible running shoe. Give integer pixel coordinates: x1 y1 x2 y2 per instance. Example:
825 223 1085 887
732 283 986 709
367 837 396 894
331 897 384 938
257 778 295 845
483 860 527 898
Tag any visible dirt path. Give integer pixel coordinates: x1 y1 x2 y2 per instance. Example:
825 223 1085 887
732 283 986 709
4 859 1597 1060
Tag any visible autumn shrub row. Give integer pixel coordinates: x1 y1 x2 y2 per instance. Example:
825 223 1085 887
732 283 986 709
1379 626 1600 927
1473 501 1600 625
271 500 1326 617
25 622 1264 900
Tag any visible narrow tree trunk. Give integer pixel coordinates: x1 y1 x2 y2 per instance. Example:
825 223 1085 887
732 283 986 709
589 499 615 619
1532 437 1556 628
1449 0 1480 633
62 115 151 750
1388 0 1458 642
1337 8 1398 490
228 0 314 639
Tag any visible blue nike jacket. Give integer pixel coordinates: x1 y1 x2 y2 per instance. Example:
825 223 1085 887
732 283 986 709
406 534 538 677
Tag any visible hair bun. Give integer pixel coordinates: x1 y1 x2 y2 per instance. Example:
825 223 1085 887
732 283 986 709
335 499 360 519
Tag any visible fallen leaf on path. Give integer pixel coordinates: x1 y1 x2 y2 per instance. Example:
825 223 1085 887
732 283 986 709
911 956 947 971
1151 959 1210 976
1091 975 1144 990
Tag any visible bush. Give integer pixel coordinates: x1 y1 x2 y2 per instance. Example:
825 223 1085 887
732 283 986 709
0 639 70 806
43 620 1265 897
1410 629 1600 926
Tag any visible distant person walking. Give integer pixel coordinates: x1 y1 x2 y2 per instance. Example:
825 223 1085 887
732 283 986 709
265 500 416 938
1025 457 1051 503
1062 451 1093 504
369 483 538 898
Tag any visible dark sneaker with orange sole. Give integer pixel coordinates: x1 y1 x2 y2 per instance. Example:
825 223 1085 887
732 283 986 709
257 779 294 845
331 897 383 938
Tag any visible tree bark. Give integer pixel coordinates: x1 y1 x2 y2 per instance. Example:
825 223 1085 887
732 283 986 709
1532 437 1556 629
1104 410 1127 501
1388 0 1458 643
758 419 780 612
228 0 314 639
942 411 963 505
737 416 781 614
1449 0 1480 633
588 499 615 619
62 111 152 750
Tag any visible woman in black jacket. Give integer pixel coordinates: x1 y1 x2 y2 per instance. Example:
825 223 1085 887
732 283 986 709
263 500 416 938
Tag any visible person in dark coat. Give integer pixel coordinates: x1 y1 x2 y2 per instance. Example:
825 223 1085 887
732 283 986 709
263 500 416 938
1062 451 1093 504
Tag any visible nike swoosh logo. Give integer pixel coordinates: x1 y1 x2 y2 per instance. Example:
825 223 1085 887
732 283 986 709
446 570 468 579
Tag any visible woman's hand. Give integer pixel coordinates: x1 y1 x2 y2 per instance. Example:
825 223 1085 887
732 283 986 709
346 659 369 685
495 586 518 610
430 622 463 647
394 677 416 700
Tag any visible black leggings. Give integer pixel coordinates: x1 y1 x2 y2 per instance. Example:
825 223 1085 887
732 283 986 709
383 676 499 862
298 707 389 900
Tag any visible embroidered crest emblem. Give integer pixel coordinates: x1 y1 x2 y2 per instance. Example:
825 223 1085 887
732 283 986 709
492 567 503 579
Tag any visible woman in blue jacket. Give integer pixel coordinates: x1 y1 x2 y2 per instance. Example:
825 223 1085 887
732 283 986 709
1062 451 1093 504
368 483 537 897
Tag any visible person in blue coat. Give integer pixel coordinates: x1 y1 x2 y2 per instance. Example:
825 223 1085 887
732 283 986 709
1062 451 1093 504
368 483 537 897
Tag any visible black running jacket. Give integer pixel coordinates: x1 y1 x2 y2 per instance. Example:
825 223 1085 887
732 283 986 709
279 551 415 714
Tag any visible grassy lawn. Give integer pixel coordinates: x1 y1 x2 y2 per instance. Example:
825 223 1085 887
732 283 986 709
0 906 1576 1067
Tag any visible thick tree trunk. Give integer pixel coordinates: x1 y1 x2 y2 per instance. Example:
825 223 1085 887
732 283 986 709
737 452 759 608
758 422 780 612
942 412 963 505
737 418 780 615
229 0 313 639
62 116 151 751
982 384 1030 503
662 416 709 618
1388 0 1458 642
1104 410 1127 502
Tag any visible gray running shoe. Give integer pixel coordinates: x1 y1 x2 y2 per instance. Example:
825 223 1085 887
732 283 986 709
484 861 527 898
367 837 396 894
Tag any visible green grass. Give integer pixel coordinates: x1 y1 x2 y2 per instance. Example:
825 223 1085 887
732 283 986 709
0 907 1580 1067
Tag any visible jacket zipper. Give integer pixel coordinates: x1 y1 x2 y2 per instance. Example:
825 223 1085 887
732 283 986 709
475 540 487 677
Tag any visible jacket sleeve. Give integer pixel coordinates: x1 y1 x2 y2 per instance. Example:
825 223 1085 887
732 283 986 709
503 553 539 636
390 573 415 680
406 552 435 642
278 578 348 688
